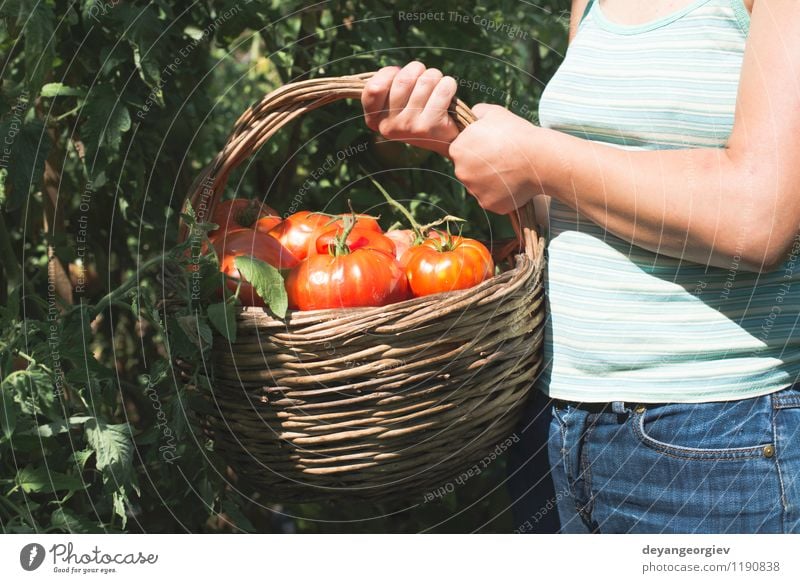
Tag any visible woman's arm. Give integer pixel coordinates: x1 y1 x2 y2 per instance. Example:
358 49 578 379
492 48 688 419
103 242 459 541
363 2 800 273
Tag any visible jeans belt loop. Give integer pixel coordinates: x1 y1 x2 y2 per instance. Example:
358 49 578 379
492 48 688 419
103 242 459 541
611 401 628 415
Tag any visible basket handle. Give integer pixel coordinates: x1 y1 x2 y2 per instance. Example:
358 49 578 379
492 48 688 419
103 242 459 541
180 72 540 259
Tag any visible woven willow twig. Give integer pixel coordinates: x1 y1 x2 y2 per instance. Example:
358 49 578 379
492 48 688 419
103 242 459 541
178 72 546 502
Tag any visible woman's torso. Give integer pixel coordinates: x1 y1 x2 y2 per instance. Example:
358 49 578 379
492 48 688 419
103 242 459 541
537 0 800 402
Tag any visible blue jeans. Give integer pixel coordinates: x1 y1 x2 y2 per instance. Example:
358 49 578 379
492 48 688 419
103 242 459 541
507 385 800 533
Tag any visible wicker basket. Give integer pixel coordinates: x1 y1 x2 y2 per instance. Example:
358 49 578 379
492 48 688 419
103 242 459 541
178 72 546 502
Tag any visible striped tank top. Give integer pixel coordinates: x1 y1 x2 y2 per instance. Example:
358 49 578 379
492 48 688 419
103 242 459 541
537 0 800 403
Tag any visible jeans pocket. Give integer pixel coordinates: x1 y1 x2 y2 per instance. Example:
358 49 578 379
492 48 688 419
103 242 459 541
630 396 774 461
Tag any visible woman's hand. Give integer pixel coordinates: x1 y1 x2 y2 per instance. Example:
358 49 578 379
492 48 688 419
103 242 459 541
361 62 459 158
449 103 542 215
362 62 542 215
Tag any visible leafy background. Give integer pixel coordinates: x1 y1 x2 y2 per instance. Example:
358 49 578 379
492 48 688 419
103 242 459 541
0 0 567 533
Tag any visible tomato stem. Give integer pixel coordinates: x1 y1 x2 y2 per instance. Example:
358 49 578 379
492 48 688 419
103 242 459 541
418 215 466 233
368 175 466 246
330 207 358 256
368 175 426 244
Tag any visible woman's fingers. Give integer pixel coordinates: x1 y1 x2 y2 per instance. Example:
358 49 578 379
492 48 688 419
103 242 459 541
361 61 459 156
404 67 443 115
387 61 426 119
362 66 400 131
421 75 458 139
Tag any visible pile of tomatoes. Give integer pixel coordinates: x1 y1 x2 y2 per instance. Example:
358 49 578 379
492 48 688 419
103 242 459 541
207 198 495 311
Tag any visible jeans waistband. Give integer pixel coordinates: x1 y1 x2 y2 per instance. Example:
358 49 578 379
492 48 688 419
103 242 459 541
552 384 800 412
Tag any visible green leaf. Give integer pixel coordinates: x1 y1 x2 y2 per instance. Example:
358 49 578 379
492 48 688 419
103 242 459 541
177 314 213 350
81 84 132 167
113 4 165 100
0 388 18 439
221 497 256 533
68 449 94 471
0 118 51 211
2 368 58 418
207 302 238 342
84 419 138 527
166 317 199 359
0 286 20 328
16 1 55 97
233 256 288 317
28 415 93 438
15 466 85 494
85 420 134 483
50 507 98 533
112 489 129 528
40 83 86 98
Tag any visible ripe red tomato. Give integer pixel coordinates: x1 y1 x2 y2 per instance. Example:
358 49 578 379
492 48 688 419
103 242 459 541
313 226 395 257
268 211 382 260
254 214 282 234
266 211 334 260
213 229 299 306
402 235 494 297
210 199 279 235
286 249 408 310
384 229 416 263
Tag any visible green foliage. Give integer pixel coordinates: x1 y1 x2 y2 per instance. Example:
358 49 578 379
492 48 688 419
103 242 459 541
233 256 288 317
0 0 568 532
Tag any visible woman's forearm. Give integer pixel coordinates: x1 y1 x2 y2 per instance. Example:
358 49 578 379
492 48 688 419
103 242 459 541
536 127 792 272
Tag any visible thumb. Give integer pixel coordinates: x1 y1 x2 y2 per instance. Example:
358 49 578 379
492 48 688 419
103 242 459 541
471 103 506 119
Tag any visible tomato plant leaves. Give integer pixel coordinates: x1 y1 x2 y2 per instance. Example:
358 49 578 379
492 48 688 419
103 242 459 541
113 4 165 103
0 117 51 211
0 389 18 440
1 0 56 96
234 256 288 317
40 83 86 98
50 507 99 534
15 466 85 495
68 449 94 471
85 419 139 527
177 314 213 351
207 301 238 342
29 416 93 438
81 84 132 169
85 420 135 481
2 367 59 418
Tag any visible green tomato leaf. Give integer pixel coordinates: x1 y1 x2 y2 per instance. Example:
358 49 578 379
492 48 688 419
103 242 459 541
19 0 55 97
0 389 18 439
50 507 98 534
68 449 94 471
233 256 288 318
0 118 51 211
2 368 59 418
0 286 20 328
85 419 135 487
15 466 85 495
40 83 86 98
82 84 132 168
112 489 129 528
28 415 93 438
207 301 238 342
113 4 165 99
177 314 213 350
